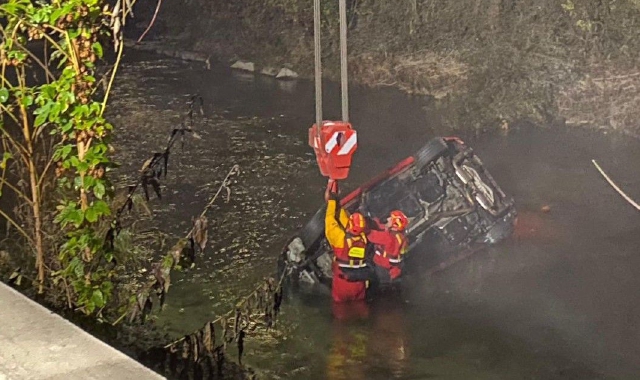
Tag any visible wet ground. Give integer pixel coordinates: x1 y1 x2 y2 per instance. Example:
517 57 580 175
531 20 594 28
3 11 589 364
109 50 640 379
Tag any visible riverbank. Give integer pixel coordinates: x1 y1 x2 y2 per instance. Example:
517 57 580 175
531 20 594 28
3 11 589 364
130 0 640 136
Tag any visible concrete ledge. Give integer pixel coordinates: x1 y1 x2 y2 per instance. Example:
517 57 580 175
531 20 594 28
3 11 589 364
0 282 165 380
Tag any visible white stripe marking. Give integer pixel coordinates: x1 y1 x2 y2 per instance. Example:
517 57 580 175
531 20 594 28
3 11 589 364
325 132 341 153
337 132 357 155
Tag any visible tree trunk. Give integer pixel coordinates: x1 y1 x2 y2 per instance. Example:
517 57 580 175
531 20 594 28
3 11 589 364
19 86 45 294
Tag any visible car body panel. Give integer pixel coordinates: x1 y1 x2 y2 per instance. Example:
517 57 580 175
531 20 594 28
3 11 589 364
280 137 517 292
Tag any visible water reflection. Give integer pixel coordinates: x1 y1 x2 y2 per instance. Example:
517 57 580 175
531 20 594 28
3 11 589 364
326 297 410 380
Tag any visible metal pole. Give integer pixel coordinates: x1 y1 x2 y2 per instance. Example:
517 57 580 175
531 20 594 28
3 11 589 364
339 0 349 122
314 0 323 135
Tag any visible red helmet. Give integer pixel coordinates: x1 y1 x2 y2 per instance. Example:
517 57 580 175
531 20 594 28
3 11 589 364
389 210 408 231
347 212 366 235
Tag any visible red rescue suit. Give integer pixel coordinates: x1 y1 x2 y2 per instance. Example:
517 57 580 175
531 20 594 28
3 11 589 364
325 199 369 303
367 220 408 280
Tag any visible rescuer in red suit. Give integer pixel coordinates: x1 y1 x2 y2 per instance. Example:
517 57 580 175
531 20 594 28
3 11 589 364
324 180 372 303
367 210 409 284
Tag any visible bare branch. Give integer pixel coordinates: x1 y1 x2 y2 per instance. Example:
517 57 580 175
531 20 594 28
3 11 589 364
0 208 35 247
137 0 163 43
100 38 124 117
186 165 240 239
592 159 640 211
0 177 34 206
14 41 56 82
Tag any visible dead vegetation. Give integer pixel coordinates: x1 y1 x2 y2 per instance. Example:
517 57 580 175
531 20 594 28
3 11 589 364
151 0 640 134
126 164 241 325
558 64 640 135
351 51 469 99
139 275 284 379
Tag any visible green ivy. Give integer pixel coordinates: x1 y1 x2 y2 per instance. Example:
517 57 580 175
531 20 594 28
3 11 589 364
1 0 129 316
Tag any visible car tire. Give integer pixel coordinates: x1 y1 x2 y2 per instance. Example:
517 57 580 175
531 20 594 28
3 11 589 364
415 138 448 168
299 204 327 249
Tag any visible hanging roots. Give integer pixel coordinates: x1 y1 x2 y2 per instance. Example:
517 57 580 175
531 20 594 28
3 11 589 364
141 271 287 379
126 164 241 325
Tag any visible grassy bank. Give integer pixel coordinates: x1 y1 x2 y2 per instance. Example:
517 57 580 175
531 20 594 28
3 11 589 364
140 0 640 135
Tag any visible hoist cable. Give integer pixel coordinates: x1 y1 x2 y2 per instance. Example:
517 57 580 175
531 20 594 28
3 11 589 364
313 0 323 139
339 0 349 122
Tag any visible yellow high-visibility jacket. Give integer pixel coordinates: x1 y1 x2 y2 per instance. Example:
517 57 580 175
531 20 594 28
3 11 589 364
325 199 349 249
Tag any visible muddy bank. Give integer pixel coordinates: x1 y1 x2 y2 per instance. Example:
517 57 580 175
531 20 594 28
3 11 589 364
130 0 640 136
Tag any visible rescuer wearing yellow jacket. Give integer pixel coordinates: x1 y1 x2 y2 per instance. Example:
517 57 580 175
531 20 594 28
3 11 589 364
324 180 371 303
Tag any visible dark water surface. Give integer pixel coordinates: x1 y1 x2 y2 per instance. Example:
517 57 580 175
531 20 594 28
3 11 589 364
110 51 640 379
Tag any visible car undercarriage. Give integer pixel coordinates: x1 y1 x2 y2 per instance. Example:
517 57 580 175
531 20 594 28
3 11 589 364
280 137 517 293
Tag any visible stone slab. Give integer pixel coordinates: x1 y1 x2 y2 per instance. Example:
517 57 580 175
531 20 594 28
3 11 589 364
0 282 164 380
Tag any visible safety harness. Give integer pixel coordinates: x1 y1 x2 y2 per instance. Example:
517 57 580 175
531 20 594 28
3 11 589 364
335 234 368 269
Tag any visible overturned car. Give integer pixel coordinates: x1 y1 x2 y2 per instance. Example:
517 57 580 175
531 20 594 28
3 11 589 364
280 137 517 292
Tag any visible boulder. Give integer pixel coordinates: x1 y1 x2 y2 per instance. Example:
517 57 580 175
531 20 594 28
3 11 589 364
260 67 279 77
276 68 299 79
230 61 255 72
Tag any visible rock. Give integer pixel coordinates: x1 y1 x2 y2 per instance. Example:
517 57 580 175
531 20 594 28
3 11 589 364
276 68 299 79
179 51 208 62
541 205 551 213
260 67 279 76
231 61 255 72
276 67 298 79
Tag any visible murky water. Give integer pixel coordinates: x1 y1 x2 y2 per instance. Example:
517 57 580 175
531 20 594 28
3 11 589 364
110 50 640 379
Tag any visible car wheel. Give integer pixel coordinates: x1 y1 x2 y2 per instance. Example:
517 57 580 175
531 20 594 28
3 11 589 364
415 138 448 168
299 204 326 249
